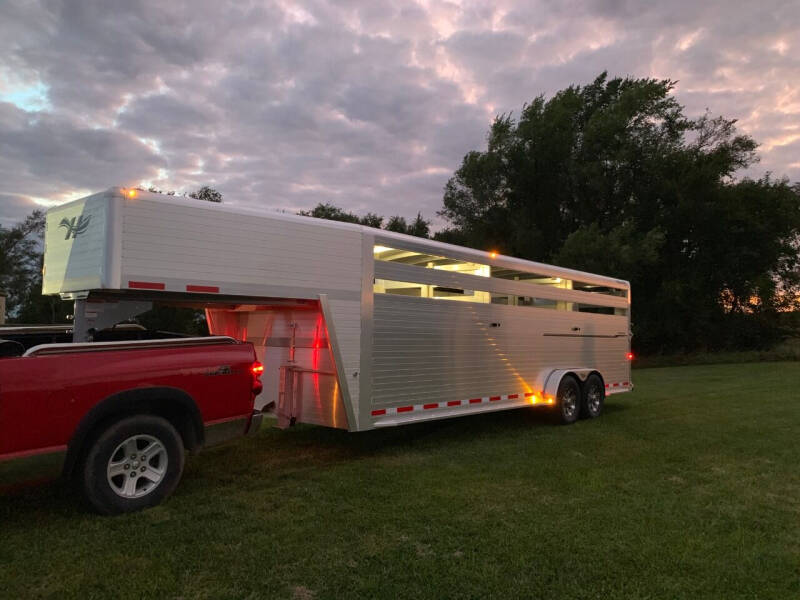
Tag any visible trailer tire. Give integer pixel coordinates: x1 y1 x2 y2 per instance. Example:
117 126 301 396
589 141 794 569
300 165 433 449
580 374 605 419
81 415 185 515
556 376 581 425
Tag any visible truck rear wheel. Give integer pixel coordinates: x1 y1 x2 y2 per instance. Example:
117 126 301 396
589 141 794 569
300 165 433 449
581 373 605 419
81 415 185 515
556 376 581 425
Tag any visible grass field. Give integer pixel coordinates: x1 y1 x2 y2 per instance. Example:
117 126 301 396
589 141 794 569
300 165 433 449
1 362 799 599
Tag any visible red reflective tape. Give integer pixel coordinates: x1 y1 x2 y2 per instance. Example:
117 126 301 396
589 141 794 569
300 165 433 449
524 392 535 398
371 409 386 416
397 406 413 413
128 280 165 290
489 396 501 402
508 394 519 399
613 383 620 387
186 284 219 293
469 398 482 404
423 403 438 410
447 400 461 406
605 384 610 388
622 382 629 386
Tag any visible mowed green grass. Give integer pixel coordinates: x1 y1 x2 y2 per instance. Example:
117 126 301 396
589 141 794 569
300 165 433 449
1 363 799 599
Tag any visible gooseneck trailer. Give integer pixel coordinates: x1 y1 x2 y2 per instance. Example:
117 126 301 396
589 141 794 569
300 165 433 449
43 187 632 431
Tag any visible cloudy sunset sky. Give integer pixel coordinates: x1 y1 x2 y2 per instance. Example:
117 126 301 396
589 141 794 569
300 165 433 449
1 0 798 226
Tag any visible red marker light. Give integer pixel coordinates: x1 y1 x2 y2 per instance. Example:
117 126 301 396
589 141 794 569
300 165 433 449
626 352 634 360
251 361 264 395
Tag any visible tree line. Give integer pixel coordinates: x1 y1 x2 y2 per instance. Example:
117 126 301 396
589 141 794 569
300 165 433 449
2 73 798 354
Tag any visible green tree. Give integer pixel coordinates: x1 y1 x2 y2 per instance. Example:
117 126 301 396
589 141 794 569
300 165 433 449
440 72 800 352
0 210 43 315
385 213 431 238
0 209 69 323
299 204 430 238
298 203 382 227
189 186 223 203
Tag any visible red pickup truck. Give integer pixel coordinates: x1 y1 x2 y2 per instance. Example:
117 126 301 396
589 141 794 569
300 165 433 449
0 336 263 514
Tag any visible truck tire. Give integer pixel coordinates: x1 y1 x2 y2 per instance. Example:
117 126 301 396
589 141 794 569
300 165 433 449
81 415 185 515
580 373 605 419
556 376 581 425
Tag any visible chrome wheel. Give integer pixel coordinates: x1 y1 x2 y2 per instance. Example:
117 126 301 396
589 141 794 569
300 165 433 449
562 388 579 420
106 434 168 499
581 374 605 419
587 385 602 414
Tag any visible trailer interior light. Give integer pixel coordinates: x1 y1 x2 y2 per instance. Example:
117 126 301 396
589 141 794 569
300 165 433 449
626 352 634 360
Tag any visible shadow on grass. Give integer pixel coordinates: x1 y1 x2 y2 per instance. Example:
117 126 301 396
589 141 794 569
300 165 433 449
262 404 559 452
279 398 631 452
0 478 83 521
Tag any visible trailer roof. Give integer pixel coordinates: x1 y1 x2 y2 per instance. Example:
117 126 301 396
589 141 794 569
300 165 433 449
71 187 630 290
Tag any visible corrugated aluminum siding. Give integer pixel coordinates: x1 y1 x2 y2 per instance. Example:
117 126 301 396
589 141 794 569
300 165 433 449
120 198 362 298
372 294 629 407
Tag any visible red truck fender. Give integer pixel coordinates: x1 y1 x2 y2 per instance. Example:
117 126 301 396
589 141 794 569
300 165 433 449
62 386 204 479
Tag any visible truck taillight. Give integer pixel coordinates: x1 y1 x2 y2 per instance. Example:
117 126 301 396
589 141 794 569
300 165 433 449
251 361 264 395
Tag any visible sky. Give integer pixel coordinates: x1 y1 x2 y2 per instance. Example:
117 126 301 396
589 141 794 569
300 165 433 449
1 0 798 227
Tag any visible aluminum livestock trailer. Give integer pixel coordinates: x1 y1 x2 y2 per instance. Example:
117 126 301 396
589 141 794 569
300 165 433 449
43 187 632 431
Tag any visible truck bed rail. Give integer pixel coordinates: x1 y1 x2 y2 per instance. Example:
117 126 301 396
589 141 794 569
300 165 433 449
23 336 238 357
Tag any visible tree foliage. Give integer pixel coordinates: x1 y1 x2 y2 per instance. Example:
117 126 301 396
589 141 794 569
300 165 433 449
146 186 223 203
299 203 430 238
0 210 70 323
0 210 43 314
440 72 800 353
189 186 223 203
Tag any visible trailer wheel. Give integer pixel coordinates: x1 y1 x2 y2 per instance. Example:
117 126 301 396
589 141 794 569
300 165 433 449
81 415 185 515
556 376 581 425
581 374 605 419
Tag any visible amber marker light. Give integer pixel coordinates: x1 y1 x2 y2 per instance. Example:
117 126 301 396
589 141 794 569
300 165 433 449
489 250 498 259
126 188 138 198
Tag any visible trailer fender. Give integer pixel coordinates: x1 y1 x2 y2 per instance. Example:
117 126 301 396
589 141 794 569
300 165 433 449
541 368 603 400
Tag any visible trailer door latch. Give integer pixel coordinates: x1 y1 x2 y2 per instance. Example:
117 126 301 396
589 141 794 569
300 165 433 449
490 322 501 328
